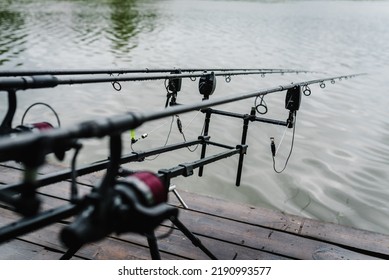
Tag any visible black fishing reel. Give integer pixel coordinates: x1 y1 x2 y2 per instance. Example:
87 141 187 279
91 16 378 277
60 171 178 248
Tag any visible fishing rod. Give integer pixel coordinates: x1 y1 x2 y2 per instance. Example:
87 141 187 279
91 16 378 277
0 68 307 136
0 70 313 92
0 67 314 77
0 66 322 137
0 73 364 165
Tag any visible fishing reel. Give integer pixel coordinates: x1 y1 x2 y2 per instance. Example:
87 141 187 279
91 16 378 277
12 122 54 133
60 171 178 248
0 94 60 136
6 101 67 162
10 121 69 162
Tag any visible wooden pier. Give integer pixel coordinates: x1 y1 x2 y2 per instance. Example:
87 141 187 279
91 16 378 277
1 162 389 260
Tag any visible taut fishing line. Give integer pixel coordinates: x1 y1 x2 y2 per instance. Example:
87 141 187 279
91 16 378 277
175 110 206 153
144 116 175 161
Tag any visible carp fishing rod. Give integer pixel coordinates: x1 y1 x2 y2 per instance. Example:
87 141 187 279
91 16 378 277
0 67 314 77
0 69 313 92
0 68 310 136
0 72 365 259
0 66 322 139
0 73 364 164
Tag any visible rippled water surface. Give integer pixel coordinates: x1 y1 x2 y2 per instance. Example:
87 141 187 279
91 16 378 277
1 0 389 234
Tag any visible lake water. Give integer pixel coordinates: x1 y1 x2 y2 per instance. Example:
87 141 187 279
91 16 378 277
1 0 389 235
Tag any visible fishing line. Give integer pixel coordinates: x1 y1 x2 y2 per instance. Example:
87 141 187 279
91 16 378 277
181 110 205 152
148 118 173 135
275 125 289 156
183 110 202 131
113 83 143 146
276 92 294 154
144 116 175 161
271 112 297 174
130 115 174 148
270 89 297 173
175 113 204 153
165 73 204 153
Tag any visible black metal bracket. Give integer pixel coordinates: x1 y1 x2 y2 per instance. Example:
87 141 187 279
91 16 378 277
0 89 17 136
159 145 241 184
178 163 194 177
205 108 288 126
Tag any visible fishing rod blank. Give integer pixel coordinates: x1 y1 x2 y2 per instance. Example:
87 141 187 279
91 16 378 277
0 73 365 165
0 70 310 91
0 68 314 77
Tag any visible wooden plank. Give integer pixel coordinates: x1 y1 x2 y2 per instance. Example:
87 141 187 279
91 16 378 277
169 189 389 257
168 187 304 233
0 190 377 260
170 207 379 260
0 177 289 260
0 176 339 260
0 190 290 260
299 219 389 257
0 238 83 260
0 207 186 260
0 163 23 184
0 205 287 260
117 226 290 260
1 162 389 259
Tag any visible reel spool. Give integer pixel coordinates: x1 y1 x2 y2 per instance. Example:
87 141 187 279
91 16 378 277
13 122 54 133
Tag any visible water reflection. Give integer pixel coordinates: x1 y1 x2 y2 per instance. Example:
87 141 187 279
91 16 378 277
0 8 26 66
107 0 156 60
0 0 157 67
108 0 139 54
